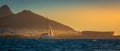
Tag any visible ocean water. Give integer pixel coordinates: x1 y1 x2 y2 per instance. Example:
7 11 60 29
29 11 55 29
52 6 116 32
0 38 120 51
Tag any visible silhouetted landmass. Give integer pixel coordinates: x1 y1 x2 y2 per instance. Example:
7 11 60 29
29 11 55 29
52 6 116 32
0 5 13 18
0 5 75 38
78 31 120 39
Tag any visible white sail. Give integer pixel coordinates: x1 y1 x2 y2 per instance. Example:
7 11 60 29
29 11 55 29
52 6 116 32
48 24 54 37
39 21 54 39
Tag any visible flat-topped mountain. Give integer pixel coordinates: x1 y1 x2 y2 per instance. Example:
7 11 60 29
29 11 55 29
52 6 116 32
0 5 13 18
79 31 116 39
0 5 75 38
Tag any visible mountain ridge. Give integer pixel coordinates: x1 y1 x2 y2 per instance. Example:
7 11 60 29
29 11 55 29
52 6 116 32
0 5 75 38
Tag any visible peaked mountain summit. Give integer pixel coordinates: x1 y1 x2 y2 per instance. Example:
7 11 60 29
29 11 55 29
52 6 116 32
0 5 13 18
0 5 75 38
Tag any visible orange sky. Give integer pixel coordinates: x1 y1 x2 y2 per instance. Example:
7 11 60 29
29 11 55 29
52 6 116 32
33 4 120 35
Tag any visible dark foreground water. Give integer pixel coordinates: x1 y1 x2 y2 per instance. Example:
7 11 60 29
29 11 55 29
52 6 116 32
0 38 120 51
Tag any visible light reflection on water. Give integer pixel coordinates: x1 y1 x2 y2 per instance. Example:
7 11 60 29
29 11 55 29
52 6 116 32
0 38 120 51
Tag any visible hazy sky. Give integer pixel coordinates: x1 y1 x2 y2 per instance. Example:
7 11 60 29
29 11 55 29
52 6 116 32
0 0 120 32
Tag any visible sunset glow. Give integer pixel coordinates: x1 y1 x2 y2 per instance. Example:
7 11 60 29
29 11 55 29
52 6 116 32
0 0 120 33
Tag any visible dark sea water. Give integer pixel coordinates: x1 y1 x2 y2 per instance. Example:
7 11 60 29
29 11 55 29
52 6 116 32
0 38 120 51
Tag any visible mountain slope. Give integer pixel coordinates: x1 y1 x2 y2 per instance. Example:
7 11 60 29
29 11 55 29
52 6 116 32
0 5 13 18
0 10 75 36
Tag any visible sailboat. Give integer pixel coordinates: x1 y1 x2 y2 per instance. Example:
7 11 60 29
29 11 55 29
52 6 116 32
39 23 54 39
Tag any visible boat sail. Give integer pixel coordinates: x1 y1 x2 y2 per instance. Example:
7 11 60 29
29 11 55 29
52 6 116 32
48 24 54 37
39 23 54 39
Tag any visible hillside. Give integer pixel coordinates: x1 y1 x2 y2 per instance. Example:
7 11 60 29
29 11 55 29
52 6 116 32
0 5 13 18
0 5 75 38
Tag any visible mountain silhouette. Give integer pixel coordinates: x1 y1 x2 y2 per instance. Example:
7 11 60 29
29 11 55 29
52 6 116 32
0 5 13 18
0 5 75 38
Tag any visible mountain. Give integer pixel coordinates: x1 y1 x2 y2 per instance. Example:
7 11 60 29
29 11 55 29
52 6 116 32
79 31 114 39
0 5 75 38
0 5 13 18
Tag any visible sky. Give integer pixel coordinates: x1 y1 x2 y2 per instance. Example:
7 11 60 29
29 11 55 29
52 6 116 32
0 0 120 34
